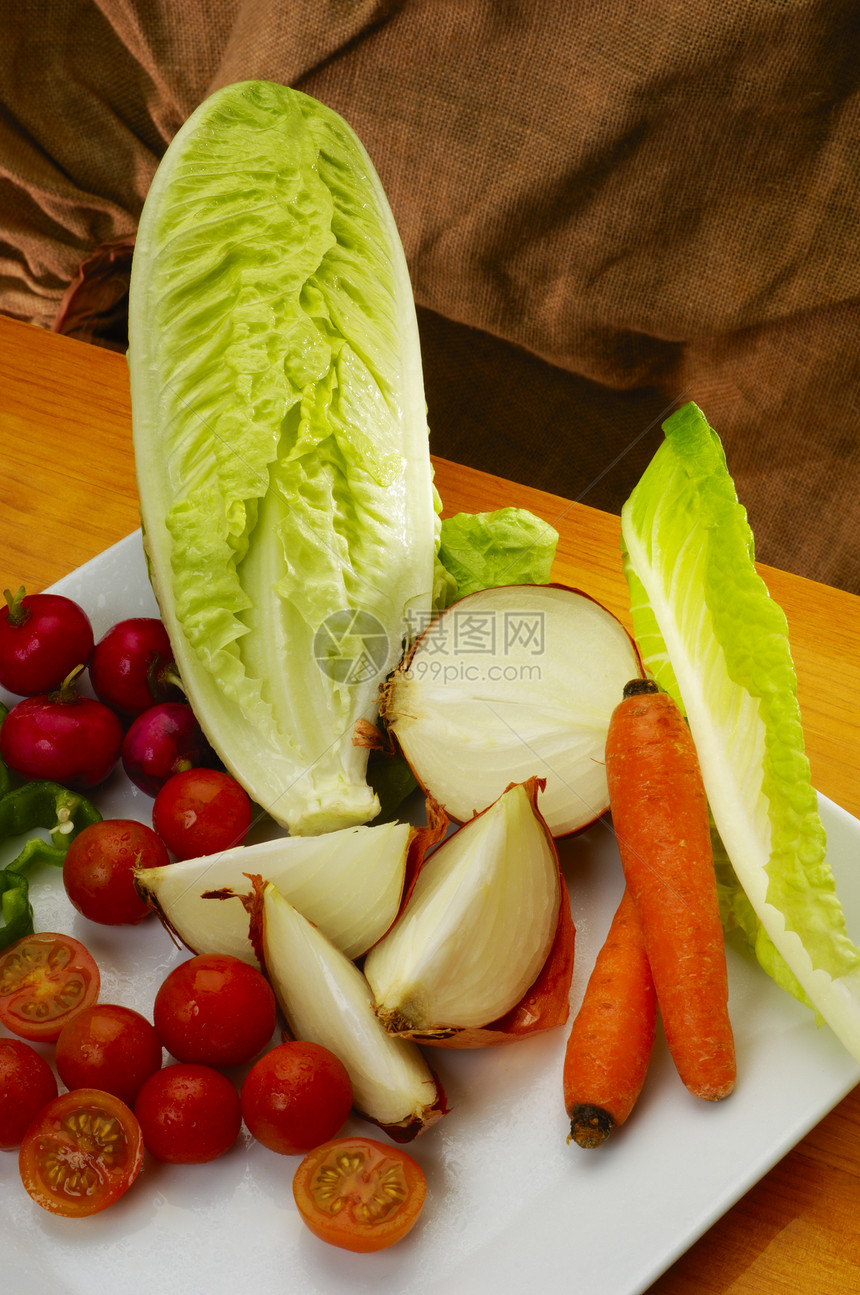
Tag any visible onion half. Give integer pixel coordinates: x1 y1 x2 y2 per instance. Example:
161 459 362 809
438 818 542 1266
380 583 643 836
363 779 568 1040
252 877 447 1141
134 821 416 963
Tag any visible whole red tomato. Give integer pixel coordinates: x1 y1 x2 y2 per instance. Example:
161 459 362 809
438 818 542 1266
63 818 170 925
55 1004 163 1106
152 767 252 859
134 1063 241 1163
0 588 94 696
241 1041 353 1156
0 1037 58 1149
153 953 276 1069
0 680 122 790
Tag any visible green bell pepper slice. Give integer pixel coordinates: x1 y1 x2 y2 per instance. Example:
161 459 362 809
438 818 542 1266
0 778 102 949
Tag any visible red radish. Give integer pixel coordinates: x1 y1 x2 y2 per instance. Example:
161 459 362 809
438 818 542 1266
121 701 217 796
0 672 122 790
0 587 94 696
89 617 182 717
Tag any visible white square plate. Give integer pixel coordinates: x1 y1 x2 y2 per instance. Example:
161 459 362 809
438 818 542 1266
2 532 858 1295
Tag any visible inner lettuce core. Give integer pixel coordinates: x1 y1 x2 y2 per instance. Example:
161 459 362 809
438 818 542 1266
128 81 437 834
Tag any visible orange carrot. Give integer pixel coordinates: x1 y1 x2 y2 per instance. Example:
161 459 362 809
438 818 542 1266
563 885 657 1147
604 678 736 1102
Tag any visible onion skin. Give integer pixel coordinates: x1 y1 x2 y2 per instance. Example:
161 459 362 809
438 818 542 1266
362 1084 450 1143
393 795 450 919
136 883 193 954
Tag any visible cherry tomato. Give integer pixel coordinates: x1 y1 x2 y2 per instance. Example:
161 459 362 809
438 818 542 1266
55 1004 163 1106
121 702 217 797
241 1041 352 1156
0 1037 58 1150
152 767 252 859
63 818 170 925
19 1087 143 1216
0 931 100 1043
0 683 123 790
134 1063 241 1163
0 588 94 696
153 953 276 1069
89 617 181 717
293 1136 427 1253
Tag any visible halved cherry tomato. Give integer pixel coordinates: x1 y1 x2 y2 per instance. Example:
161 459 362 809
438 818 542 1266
19 1088 143 1217
293 1136 427 1253
0 931 100 1042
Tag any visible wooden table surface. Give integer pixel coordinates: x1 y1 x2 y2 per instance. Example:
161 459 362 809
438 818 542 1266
2 311 859 1292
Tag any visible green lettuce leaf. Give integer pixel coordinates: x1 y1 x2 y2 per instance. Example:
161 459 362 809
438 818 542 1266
621 400 860 1059
438 507 558 606
129 81 436 835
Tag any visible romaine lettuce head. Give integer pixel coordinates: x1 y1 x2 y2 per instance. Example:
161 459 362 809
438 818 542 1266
621 401 860 1060
128 81 436 835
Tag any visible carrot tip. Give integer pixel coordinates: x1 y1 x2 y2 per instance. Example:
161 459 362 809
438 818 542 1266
688 1079 736 1102
568 1104 615 1149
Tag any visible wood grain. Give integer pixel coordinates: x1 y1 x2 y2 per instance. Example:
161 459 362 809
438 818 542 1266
1 311 859 1294
0 317 139 592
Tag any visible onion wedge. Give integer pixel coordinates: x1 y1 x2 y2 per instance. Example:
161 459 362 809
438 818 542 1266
380 583 643 836
364 779 564 1039
423 875 575 1050
134 821 415 963
251 877 446 1141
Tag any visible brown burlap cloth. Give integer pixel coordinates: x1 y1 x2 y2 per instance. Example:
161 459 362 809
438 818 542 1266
2 1 858 593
